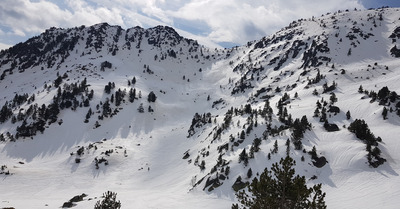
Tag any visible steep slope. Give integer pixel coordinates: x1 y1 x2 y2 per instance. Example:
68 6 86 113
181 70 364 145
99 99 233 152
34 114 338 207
0 8 400 209
184 8 400 209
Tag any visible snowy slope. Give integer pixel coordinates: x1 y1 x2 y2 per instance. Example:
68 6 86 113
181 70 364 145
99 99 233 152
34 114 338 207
1 8 400 209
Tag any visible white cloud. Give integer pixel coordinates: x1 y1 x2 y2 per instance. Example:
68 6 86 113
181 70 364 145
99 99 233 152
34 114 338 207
0 0 365 48
170 0 364 45
0 0 72 35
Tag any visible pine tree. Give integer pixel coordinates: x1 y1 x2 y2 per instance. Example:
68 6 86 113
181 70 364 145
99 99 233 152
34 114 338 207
0 102 12 123
94 191 121 209
200 160 206 170
347 48 352 56
320 107 327 122
313 89 318 96
313 108 320 117
247 168 253 179
132 77 136 85
147 91 157 102
300 115 311 130
104 82 112 94
46 103 60 124
102 100 111 117
389 91 398 103
382 107 388 120
272 140 278 154
309 146 318 160
129 88 136 103
285 139 290 156
110 94 114 104
252 138 261 152
239 149 249 166
233 156 326 209
377 86 390 101
54 76 63 88
348 119 374 142
358 85 363 93
329 92 337 104
84 108 92 123
346 110 351 120
138 103 144 113
83 98 90 107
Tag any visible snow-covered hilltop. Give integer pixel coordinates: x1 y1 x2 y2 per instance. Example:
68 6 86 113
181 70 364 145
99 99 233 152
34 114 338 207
1 7 400 209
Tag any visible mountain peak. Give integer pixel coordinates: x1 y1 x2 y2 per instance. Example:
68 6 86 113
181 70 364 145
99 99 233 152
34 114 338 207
0 23 200 76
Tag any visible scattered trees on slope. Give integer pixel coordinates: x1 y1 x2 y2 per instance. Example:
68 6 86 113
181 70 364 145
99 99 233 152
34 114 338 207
359 86 400 118
348 119 386 168
291 116 312 150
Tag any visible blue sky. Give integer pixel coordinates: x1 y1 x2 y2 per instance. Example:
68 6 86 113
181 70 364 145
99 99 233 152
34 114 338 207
1 0 400 50
361 0 400 9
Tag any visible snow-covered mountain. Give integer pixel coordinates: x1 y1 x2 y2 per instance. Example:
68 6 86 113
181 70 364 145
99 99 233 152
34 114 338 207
1 7 400 209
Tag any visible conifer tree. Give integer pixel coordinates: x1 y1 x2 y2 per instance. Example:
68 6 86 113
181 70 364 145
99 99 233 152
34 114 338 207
102 100 111 117
129 88 136 103
94 191 121 209
138 103 144 113
233 156 326 209
313 89 318 96
347 48 352 56
382 107 388 120
329 92 337 104
147 91 157 102
285 139 290 156
84 108 92 123
104 82 112 94
247 168 253 179
358 85 363 93
314 108 320 117
272 140 278 154
0 102 12 123
132 77 136 85
346 110 351 120
348 119 386 167
239 149 249 166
